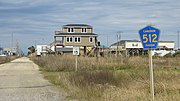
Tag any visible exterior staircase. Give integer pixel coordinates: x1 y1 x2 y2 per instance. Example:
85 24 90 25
87 47 96 57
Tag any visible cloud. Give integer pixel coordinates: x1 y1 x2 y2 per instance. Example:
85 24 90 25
0 0 180 52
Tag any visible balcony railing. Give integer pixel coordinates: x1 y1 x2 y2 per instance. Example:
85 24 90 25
55 31 63 35
55 40 64 46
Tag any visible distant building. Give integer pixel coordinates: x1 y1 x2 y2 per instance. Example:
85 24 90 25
53 24 98 56
0 47 3 55
97 45 109 57
3 47 17 56
36 45 49 56
110 40 175 56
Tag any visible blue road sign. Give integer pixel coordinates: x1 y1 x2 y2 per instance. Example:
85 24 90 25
139 26 160 49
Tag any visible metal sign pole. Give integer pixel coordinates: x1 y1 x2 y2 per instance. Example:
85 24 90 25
149 49 154 101
73 46 79 72
75 55 78 72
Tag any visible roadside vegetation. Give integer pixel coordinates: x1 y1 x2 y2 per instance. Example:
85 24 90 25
32 55 180 101
0 56 17 64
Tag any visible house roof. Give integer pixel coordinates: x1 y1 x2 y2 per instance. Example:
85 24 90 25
54 33 97 36
110 40 174 46
98 45 108 48
110 40 134 46
63 24 92 28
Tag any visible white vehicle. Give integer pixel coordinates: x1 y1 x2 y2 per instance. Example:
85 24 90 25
36 45 48 56
152 50 175 57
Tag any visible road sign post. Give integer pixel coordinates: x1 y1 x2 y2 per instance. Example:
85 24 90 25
139 26 160 101
73 47 80 72
149 49 154 101
75 55 78 72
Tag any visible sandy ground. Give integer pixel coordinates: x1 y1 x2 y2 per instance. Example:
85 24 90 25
0 57 67 101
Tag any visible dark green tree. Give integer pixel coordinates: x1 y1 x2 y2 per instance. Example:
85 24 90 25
28 46 35 55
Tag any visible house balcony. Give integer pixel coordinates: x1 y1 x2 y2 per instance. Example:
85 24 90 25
54 41 64 46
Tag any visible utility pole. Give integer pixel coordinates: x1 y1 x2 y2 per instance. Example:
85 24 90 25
106 34 110 57
118 31 122 55
34 40 37 47
16 40 20 56
11 33 14 56
178 31 179 50
107 34 109 47
116 34 118 57
116 31 122 57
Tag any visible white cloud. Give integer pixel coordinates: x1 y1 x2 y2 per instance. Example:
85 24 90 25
0 0 180 52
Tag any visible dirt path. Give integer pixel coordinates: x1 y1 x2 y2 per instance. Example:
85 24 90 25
0 57 66 101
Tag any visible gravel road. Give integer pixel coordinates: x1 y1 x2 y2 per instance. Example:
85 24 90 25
0 57 67 101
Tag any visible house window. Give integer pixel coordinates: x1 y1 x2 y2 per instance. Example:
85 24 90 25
74 37 81 43
81 28 87 33
89 37 93 43
67 28 74 33
66 37 73 42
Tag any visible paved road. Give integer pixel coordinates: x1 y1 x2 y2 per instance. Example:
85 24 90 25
0 57 66 101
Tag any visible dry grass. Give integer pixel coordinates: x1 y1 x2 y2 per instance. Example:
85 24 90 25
32 56 129 71
0 56 17 64
32 55 180 101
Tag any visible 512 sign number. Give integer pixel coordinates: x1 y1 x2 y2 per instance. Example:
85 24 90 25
143 34 158 43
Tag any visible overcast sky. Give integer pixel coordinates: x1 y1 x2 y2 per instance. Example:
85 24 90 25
0 0 180 53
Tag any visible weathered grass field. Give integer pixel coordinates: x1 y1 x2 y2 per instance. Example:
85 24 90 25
32 55 180 101
0 56 17 64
